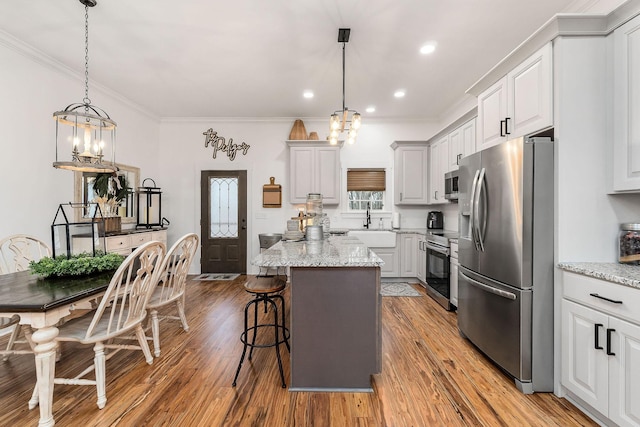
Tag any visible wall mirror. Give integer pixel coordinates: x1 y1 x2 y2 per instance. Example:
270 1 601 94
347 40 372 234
74 163 140 224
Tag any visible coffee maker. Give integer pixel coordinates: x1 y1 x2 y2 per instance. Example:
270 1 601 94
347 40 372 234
427 211 444 229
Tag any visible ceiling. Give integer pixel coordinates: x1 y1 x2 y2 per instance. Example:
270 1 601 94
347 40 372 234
0 0 602 121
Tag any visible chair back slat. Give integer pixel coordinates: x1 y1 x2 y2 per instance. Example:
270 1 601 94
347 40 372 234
0 235 51 274
85 241 165 340
152 233 199 307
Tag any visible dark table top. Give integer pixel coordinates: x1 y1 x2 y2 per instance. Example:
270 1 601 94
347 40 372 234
0 270 113 312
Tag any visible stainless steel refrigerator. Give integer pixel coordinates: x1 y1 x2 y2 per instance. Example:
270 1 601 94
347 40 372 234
458 136 554 394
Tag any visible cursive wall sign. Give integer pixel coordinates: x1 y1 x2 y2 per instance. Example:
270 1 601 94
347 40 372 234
203 128 250 161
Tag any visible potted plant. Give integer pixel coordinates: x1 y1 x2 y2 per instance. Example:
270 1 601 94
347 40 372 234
92 172 130 233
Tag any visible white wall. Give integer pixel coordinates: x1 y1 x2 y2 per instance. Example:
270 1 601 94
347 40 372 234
0 34 159 244
158 118 440 274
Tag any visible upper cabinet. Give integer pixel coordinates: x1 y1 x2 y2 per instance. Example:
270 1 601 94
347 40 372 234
287 141 341 205
613 15 640 192
477 43 552 150
448 118 476 171
391 141 429 205
428 136 448 204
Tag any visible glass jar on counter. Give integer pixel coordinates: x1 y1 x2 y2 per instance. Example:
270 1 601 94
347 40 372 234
306 193 323 217
619 223 640 264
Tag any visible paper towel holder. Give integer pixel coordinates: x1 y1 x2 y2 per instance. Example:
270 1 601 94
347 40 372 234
392 212 401 229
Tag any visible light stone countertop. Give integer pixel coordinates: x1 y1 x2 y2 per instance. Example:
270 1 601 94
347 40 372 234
557 262 640 289
252 235 384 268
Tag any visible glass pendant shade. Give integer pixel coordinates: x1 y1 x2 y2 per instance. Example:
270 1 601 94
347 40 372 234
53 103 117 173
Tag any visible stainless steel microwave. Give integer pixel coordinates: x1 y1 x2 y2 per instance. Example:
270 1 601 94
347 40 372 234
444 170 459 200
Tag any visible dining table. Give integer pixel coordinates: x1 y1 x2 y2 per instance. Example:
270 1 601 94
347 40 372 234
0 269 113 427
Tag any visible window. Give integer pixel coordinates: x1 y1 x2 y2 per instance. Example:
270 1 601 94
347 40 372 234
347 169 385 210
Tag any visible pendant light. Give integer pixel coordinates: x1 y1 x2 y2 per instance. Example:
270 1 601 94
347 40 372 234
53 0 117 173
329 28 361 145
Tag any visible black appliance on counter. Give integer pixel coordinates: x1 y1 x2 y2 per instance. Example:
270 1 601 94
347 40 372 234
427 211 443 229
422 230 457 311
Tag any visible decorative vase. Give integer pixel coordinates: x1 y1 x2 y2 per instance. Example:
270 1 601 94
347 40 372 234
289 119 308 140
308 131 319 140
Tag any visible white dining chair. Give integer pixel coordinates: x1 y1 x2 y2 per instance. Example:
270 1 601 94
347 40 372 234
40 240 165 410
146 233 199 357
0 234 51 361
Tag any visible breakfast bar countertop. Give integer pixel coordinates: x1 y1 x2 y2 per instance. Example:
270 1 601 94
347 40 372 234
557 262 640 289
252 235 384 268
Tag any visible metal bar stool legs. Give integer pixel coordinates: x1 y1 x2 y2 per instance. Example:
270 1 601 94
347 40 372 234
232 276 290 388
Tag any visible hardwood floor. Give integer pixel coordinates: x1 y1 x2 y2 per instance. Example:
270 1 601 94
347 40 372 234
0 275 596 426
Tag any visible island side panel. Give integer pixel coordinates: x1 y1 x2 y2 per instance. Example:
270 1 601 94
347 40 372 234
289 266 381 391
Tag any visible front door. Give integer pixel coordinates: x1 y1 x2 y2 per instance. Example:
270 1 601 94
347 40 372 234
200 170 247 273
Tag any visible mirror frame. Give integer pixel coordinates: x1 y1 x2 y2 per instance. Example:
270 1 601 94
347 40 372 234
74 162 141 224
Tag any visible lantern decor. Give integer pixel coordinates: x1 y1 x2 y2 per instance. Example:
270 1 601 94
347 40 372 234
51 202 106 258
136 178 162 229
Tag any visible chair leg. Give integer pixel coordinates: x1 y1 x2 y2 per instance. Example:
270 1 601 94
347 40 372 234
94 342 107 409
2 324 20 361
135 325 154 364
270 298 286 388
273 294 290 352
232 299 254 387
176 300 190 332
150 309 161 357
248 296 259 361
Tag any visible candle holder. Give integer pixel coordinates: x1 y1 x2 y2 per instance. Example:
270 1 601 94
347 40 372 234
51 202 106 258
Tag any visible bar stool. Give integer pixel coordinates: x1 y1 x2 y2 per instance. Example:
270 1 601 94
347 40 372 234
232 274 290 388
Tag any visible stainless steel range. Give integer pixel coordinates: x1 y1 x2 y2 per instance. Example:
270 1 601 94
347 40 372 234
422 229 458 311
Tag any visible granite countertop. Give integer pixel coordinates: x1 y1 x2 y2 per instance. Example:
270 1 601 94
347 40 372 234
558 262 640 289
253 235 384 268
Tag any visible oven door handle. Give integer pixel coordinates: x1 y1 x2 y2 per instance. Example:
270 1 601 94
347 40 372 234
460 272 516 300
425 242 449 256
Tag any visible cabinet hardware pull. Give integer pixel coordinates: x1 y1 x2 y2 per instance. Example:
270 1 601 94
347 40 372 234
505 117 511 135
589 293 623 304
435 190 438 200
500 120 506 137
457 153 462 165
606 328 616 356
400 192 403 201
594 323 603 350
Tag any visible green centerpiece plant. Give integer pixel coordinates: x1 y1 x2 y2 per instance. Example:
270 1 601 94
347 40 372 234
29 251 125 278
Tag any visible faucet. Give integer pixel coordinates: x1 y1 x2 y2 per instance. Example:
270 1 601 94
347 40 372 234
364 202 371 229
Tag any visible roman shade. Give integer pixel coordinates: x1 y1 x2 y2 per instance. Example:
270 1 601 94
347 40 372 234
347 169 386 191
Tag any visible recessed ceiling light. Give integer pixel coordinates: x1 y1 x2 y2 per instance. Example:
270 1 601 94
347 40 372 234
366 106 376 113
394 90 406 98
420 42 437 55
303 91 314 99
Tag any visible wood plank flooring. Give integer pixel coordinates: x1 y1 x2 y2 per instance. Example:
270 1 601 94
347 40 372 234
0 276 596 426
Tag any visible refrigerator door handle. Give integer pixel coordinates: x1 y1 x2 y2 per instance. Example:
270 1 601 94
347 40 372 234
474 168 486 252
461 272 517 300
469 169 480 250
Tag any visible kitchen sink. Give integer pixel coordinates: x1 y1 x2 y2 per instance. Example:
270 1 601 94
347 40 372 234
348 230 396 247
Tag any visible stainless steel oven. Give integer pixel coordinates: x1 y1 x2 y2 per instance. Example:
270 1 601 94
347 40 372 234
423 232 452 311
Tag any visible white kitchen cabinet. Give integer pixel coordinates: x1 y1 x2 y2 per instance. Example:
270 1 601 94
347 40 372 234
613 15 640 192
417 235 426 284
561 272 640 426
391 141 429 205
399 234 417 278
449 241 459 308
287 141 341 204
477 43 552 150
373 247 399 278
448 119 476 171
428 136 448 204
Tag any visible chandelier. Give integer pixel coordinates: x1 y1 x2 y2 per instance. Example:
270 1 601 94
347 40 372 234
53 0 117 173
329 28 361 145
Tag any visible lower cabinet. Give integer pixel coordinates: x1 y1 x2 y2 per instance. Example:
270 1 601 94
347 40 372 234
449 242 459 308
417 235 427 284
372 247 398 278
399 234 417 278
561 272 640 427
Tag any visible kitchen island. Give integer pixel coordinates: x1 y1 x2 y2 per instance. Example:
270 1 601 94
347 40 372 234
253 235 384 391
